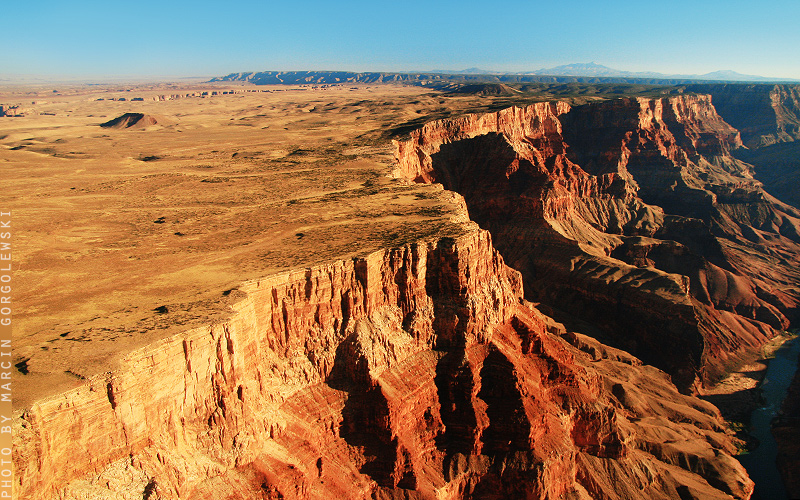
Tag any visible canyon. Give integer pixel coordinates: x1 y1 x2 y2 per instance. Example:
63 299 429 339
5 80 800 499
392 94 800 392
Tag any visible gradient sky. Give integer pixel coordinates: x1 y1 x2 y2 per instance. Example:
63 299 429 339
2 0 799 81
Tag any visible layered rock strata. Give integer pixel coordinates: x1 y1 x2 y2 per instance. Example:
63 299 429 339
684 84 800 149
393 96 800 391
684 84 800 210
13 229 753 499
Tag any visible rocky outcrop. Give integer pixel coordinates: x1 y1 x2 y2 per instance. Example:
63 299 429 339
393 96 800 391
13 229 753 499
0 104 28 117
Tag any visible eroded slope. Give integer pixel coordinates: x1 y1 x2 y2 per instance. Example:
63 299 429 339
14 230 752 500
685 83 800 209
393 96 800 391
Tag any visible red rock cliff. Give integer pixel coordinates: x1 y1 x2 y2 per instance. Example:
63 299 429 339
13 228 753 499
393 96 800 391
684 83 800 149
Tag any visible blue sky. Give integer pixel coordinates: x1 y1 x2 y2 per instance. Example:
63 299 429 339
2 0 799 80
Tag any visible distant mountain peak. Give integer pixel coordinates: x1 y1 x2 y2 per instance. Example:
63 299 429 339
698 69 773 81
552 62 608 69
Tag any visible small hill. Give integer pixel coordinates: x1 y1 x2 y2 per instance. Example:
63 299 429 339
100 113 159 129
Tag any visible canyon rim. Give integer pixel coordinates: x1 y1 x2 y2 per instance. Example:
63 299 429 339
3 76 800 499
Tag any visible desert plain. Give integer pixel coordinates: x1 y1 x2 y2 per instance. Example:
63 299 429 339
2 82 496 409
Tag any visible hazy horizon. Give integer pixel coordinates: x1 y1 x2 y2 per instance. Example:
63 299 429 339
2 0 799 82
3 64 798 86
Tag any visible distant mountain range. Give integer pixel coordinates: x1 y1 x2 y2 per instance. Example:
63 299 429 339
430 62 798 83
212 65 800 87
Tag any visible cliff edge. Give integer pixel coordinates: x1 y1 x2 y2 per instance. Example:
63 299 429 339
13 229 753 499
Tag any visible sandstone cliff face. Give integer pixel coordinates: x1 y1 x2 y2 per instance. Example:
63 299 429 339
393 96 800 391
700 83 800 214
685 84 800 149
680 83 800 215
13 229 753 499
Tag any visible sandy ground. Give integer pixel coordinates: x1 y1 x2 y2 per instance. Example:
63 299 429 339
3 81 539 409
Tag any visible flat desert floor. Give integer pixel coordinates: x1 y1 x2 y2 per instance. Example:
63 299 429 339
2 82 528 409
